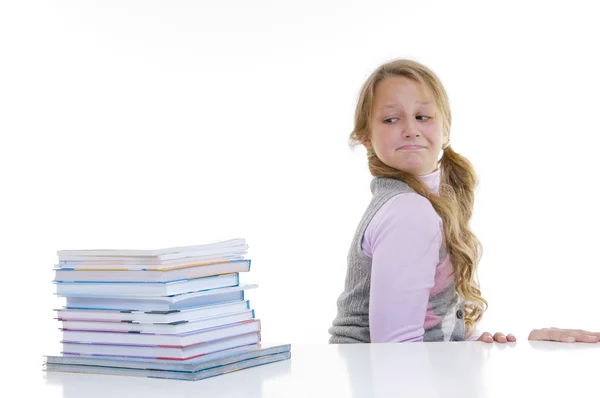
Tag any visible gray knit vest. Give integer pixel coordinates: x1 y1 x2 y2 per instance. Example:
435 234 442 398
328 177 465 343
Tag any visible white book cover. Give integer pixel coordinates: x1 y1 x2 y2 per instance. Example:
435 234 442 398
61 319 261 347
60 309 255 334
57 238 246 261
61 331 262 360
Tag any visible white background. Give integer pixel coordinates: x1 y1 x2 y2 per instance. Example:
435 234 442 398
2 0 599 375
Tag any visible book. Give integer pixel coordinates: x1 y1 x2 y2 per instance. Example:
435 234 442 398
61 319 261 346
54 273 240 297
54 259 251 282
58 238 246 258
59 309 255 334
58 239 248 266
61 331 262 360
55 300 251 324
57 254 248 270
55 252 246 271
45 343 290 371
44 350 291 381
64 283 258 311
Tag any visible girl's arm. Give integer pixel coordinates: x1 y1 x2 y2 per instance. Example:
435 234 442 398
364 193 441 343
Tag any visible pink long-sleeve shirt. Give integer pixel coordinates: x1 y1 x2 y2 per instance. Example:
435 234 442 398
361 168 482 342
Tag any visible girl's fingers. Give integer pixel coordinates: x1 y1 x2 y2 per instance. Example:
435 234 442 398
493 332 507 343
478 332 494 343
477 332 516 343
569 331 598 343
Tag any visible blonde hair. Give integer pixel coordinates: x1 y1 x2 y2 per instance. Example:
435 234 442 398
350 59 487 335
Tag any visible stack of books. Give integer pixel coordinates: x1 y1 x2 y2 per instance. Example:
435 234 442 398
43 238 291 381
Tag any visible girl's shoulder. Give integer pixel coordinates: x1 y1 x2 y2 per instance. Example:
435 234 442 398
370 176 415 196
366 176 439 229
371 191 439 230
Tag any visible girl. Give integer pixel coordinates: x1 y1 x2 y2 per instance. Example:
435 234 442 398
329 58 599 344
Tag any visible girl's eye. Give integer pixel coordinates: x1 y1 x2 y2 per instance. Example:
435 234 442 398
384 116 432 123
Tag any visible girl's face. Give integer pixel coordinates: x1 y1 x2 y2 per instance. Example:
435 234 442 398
366 76 448 176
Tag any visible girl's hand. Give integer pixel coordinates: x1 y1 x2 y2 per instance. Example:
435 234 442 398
477 332 517 343
528 328 600 343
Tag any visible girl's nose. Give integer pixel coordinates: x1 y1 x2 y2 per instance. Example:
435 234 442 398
403 119 420 138
403 129 420 138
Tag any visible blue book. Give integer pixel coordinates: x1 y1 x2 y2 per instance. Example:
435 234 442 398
63 283 258 311
43 343 291 381
55 273 240 297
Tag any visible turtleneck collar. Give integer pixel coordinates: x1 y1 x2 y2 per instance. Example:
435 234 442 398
418 167 440 194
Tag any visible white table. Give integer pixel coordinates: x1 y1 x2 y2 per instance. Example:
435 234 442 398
37 341 598 397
